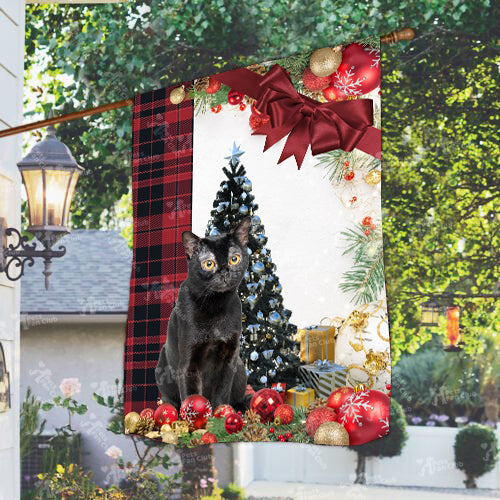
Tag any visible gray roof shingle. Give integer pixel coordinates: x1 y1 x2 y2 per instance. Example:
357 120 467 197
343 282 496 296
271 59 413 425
21 230 132 314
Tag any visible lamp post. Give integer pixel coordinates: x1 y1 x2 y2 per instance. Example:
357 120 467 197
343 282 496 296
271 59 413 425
420 299 440 327
0 126 83 289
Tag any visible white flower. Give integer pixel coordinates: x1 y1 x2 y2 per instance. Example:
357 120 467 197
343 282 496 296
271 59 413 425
59 378 81 398
105 445 123 460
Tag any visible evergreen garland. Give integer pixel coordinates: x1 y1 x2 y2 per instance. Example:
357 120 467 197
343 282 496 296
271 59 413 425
188 83 231 115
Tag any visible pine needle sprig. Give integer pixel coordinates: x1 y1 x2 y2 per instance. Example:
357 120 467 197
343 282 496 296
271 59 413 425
188 83 231 115
274 50 312 85
357 35 381 49
339 223 385 305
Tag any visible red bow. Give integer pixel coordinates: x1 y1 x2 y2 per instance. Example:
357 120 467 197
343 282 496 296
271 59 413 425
251 65 374 168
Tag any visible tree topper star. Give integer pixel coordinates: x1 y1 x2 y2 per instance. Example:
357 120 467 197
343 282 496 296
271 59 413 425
225 142 245 165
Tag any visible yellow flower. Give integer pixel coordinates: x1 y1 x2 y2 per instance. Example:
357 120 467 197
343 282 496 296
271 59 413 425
37 473 44 480
56 464 65 474
68 463 74 474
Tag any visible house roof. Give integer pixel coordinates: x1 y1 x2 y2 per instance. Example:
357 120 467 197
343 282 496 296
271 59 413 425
21 230 132 314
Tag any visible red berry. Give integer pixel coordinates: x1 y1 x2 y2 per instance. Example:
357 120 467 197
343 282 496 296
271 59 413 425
269 427 274 433
371 224 376 230
344 171 355 181
344 161 350 167
386 384 391 390
352 196 357 202
239 103 247 111
364 229 370 236
362 216 373 227
278 434 284 440
285 432 292 439
211 105 222 113
387 392 391 397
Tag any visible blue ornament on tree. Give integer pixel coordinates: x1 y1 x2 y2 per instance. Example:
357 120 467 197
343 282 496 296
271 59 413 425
224 219 231 227
269 311 281 324
251 215 261 225
263 350 273 360
256 234 266 245
239 205 249 215
247 283 258 292
260 375 267 384
244 271 250 280
243 178 252 192
247 247 252 255
248 295 257 309
252 261 265 273
274 283 282 293
247 324 260 334
269 299 279 308
258 277 266 287
209 228 220 236
250 351 259 361
269 370 276 378
257 311 264 321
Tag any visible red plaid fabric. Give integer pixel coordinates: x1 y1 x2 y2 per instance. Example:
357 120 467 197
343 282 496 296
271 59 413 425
124 84 194 414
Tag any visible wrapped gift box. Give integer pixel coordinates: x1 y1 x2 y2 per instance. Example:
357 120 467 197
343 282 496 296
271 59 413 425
299 360 347 399
297 322 337 363
285 385 315 407
271 382 286 396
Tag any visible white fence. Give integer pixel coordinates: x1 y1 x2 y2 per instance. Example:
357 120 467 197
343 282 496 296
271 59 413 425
234 426 500 489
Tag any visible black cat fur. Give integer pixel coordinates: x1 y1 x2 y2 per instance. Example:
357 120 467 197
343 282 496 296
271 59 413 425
155 217 252 412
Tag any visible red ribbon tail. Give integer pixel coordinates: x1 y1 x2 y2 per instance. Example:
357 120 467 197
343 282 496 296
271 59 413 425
277 121 310 169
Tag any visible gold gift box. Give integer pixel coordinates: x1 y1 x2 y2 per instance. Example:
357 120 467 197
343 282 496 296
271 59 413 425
297 321 337 363
285 386 315 407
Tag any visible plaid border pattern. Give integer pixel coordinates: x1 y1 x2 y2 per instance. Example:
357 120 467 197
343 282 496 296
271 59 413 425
124 85 194 414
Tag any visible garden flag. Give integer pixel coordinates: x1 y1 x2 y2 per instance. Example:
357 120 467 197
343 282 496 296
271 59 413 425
124 38 391 447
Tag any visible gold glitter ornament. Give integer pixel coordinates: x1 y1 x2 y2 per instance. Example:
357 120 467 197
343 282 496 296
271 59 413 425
170 85 185 105
365 170 382 186
160 423 172 434
171 420 190 435
353 383 366 393
349 310 369 332
124 411 140 434
162 430 179 445
309 46 342 77
314 421 350 446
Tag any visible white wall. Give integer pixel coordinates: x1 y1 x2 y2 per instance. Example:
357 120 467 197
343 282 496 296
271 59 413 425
0 1 25 498
238 426 500 489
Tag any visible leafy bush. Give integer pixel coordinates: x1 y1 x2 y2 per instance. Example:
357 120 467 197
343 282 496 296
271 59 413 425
222 482 247 499
392 348 484 425
454 423 498 488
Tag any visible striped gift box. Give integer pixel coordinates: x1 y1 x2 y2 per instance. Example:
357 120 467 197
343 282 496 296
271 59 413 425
299 361 347 399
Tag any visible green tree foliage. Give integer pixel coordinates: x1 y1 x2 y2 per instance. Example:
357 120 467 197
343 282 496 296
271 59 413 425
454 423 498 488
382 29 499 361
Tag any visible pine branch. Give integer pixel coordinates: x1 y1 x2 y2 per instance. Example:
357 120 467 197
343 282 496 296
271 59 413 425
188 83 231 115
357 35 381 49
274 50 312 85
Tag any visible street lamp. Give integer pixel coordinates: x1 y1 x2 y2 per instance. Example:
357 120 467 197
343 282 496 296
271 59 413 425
0 125 83 289
420 299 440 327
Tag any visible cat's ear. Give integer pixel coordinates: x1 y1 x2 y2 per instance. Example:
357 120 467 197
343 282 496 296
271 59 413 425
182 231 201 258
233 217 251 246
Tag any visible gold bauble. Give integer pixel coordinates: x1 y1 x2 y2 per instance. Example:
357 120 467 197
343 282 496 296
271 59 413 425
171 420 190 435
365 170 382 186
192 429 209 438
124 411 140 434
314 422 350 446
162 430 179 445
309 46 342 77
160 423 172 434
170 85 185 105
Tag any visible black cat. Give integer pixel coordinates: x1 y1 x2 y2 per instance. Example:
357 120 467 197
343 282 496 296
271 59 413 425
155 217 251 411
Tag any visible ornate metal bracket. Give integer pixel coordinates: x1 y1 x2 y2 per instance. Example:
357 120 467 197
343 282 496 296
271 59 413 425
0 218 66 290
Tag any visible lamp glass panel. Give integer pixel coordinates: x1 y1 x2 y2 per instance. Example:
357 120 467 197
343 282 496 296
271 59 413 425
62 171 80 226
21 169 44 227
44 169 72 226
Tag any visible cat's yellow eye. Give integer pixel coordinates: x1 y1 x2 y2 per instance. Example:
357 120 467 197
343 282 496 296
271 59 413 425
229 255 241 265
203 260 215 270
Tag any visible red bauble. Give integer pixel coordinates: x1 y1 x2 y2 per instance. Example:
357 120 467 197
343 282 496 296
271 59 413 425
338 390 390 445
224 413 244 434
249 388 283 423
274 403 294 425
305 407 337 439
227 89 244 105
213 404 235 420
331 43 380 97
322 84 347 102
362 216 373 227
327 386 354 412
201 432 218 444
179 395 212 430
154 403 178 427
239 103 247 111
206 77 221 94
302 66 331 91
140 408 154 420
249 114 270 132
344 171 355 181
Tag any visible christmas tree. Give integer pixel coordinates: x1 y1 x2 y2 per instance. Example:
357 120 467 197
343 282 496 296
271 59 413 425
206 143 300 388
